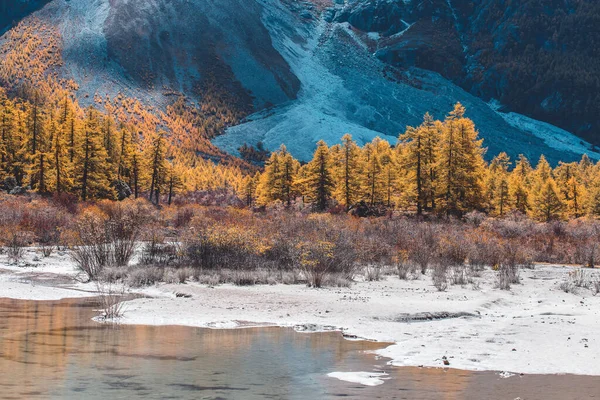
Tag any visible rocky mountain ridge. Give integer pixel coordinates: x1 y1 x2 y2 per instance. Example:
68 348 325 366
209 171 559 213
1 0 598 163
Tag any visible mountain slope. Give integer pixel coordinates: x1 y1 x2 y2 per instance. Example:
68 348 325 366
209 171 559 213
1 0 597 164
333 0 600 145
45 0 300 110
215 0 599 163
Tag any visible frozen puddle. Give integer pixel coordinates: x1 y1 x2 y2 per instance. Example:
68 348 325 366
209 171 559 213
327 371 388 386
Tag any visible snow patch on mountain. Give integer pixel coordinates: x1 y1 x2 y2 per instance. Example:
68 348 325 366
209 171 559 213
10 0 596 164
489 100 600 161
214 1 592 164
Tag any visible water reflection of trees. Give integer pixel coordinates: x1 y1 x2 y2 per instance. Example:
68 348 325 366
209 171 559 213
0 298 387 398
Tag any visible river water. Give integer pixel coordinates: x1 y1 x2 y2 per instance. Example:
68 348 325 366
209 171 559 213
0 297 597 400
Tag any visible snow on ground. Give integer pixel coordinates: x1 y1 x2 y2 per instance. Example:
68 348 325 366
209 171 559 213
117 265 600 376
0 249 94 300
489 100 600 160
327 371 388 386
1 250 600 376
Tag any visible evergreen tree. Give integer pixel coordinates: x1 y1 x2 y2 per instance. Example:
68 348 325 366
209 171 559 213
50 111 73 194
74 108 114 200
361 138 387 206
532 155 552 184
564 176 586 218
399 113 439 214
508 155 532 214
530 178 564 222
586 177 600 217
116 126 133 182
435 103 486 216
131 151 142 199
242 173 260 207
166 161 184 206
485 152 511 216
256 145 299 206
332 134 362 210
102 115 119 173
554 161 586 218
27 108 49 193
302 140 334 211
256 151 281 206
278 145 299 207
147 130 167 205
10 106 28 186
0 97 13 181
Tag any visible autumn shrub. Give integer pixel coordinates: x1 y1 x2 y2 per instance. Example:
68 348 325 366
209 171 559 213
97 199 152 267
22 202 69 256
263 236 296 270
467 230 503 270
139 225 183 266
356 218 399 267
140 237 181 266
99 266 129 283
295 240 334 288
69 208 111 280
95 281 126 320
566 221 600 268
70 200 150 280
396 250 417 280
432 264 448 291
183 223 263 271
359 237 394 273
501 240 534 270
569 268 591 288
323 273 352 288
450 265 474 286
3 230 31 264
590 277 600 296
280 270 302 285
0 195 27 227
464 210 487 226
294 226 357 288
403 223 439 274
173 205 199 228
559 280 575 293
195 272 221 286
436 229 470 268
364 265 382 281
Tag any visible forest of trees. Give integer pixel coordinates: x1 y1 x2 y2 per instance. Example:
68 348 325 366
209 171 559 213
245 103 599 222
1 93 599 223
0 88 247 205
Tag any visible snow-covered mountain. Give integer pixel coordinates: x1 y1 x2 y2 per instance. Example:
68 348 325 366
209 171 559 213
2 0 598 163
216 0 600 163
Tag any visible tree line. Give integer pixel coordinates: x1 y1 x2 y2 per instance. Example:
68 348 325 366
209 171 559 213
1 92 598 221
0 89 247 204
246 103 598 221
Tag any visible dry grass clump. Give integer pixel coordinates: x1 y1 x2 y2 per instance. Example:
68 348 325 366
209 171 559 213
126 266 165 288
68 200 153 280
496 263 520 290
559 268 600 295
432 265 448 292
95 281 126 320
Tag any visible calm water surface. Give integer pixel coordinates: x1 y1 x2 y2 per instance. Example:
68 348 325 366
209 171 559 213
0 297 598 400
